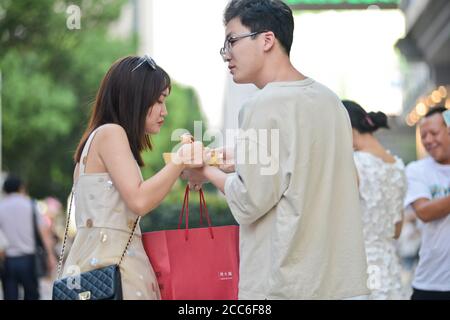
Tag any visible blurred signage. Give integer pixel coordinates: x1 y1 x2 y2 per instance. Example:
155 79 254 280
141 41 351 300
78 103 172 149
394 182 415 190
285 0 399 10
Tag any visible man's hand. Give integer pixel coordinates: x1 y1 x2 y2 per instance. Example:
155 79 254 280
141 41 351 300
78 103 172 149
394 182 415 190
181 167 209 192
172 141 204 168
180 145 235 191
205 146 235 173
219 146 235 173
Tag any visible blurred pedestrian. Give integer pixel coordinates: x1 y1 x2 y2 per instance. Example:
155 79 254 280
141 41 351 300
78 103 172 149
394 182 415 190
0 174 56 300
343 100 407 299
404 107 450 300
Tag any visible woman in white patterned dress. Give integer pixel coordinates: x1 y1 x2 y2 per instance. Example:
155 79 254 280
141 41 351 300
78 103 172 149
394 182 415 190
342 100 407 299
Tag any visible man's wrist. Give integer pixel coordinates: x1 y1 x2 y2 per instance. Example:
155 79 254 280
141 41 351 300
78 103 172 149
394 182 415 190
203 165 217 177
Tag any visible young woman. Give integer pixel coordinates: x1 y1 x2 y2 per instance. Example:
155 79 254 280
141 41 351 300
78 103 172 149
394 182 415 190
343 100 407 300
60 55 200 300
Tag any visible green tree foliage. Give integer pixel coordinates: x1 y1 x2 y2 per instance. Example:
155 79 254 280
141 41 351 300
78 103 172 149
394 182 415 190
0 0 235 228
0 0 135 200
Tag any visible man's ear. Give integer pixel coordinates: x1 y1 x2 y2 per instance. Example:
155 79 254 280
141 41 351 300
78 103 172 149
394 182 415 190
262 31 275 52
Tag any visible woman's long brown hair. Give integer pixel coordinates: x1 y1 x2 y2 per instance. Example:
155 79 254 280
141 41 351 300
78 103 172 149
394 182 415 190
74 56 171 166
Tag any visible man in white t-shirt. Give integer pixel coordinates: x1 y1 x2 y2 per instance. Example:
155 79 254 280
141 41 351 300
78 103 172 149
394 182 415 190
404 107 450 300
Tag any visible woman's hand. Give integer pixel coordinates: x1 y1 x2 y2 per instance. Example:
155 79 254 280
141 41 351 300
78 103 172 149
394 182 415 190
181 167 209 191
173 141 204 168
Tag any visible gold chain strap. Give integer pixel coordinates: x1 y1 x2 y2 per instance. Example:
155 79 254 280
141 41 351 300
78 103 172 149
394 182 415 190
118 218 139 266
56 187 75 279
56 186 139 279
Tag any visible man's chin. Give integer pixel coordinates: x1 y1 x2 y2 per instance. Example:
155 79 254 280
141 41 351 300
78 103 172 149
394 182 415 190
430 151 445 162
232 75 251 85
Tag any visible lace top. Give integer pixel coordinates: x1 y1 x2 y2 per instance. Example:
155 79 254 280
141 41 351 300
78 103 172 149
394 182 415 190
354 151 407 299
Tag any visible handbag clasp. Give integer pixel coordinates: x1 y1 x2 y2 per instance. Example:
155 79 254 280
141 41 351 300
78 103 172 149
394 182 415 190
78 291 91 300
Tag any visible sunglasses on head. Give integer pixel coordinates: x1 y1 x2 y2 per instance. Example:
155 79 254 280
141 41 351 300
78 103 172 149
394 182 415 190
131 55 157 72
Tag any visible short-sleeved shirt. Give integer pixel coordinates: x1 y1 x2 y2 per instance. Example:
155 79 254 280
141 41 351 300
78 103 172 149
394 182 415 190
0 193 43 257
404 157 450 291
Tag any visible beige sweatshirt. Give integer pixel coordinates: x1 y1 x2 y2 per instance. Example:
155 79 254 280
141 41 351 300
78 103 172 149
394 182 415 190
224 78 369 299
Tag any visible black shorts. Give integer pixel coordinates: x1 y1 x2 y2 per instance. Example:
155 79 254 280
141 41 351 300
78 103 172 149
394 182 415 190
411 288 450 300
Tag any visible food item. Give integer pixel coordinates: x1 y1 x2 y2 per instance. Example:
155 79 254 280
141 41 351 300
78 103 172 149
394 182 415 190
163 134 221 166
180 133 194 144
162 148 220 166
208 149 219 166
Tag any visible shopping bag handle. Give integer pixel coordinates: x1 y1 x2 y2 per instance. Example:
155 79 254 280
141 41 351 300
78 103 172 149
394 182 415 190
178 185 214 240
199 189 214 239
178 184 190 234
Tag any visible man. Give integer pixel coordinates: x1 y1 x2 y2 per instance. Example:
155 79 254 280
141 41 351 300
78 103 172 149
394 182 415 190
186 0 369 299
404 107 450 300
0 175 56 300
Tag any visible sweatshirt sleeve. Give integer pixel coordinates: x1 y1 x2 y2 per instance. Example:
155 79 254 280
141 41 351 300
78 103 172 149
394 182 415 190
224 100 289 225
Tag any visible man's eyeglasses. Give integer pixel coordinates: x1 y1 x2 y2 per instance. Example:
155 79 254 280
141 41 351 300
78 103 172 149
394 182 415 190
219 31 267 62
132 55 157 72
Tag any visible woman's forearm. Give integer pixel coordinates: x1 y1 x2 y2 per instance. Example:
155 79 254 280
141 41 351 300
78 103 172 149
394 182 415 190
135 162 184 215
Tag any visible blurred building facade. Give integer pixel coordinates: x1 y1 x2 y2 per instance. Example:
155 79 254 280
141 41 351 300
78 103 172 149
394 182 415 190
286 0 399 10
395 0 450 158
396 0 450 126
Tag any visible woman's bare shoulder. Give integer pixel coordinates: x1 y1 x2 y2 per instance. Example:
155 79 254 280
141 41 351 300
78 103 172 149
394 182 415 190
96 123 127 140
93 124 130 150
94 124 132 159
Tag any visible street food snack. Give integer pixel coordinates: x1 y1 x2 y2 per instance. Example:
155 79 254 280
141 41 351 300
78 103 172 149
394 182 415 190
180 133 194 144
163 147 220 167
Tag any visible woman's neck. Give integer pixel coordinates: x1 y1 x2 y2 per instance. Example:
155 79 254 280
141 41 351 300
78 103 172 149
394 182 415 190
356 133 396 163
357 134 383 152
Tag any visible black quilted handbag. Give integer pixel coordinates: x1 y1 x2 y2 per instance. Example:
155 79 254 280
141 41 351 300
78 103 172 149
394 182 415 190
52 265 123 300
52 189 139 300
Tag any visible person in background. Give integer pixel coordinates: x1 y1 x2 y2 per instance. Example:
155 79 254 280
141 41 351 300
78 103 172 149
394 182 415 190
404 106 450 300
342 100 407 299
0 175 57 300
